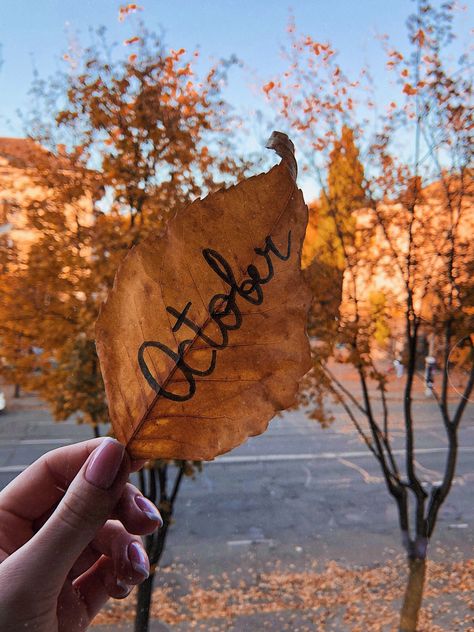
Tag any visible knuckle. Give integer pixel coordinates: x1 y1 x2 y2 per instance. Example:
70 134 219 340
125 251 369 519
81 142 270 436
56 486 110 533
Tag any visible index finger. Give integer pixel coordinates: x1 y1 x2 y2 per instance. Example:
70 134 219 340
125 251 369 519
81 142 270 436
0 439 141 523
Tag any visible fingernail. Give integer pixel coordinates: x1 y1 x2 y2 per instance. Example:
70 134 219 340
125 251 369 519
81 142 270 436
135 495 163 525
128 541 150 579
85 438 125 489
116 578 133 597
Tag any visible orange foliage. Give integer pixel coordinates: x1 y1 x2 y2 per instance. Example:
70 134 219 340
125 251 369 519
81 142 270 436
118 3 142 21
124 36 140 46
403 83 417 96
413 28 426 46
262 81 275 95
0 30 248 425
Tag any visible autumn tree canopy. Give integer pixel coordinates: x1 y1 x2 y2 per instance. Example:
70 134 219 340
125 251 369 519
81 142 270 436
305 125 365 270
0 29 248 429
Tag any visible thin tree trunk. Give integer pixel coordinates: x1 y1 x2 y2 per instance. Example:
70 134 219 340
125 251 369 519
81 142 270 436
134 464 185 631
134 570 156 632
14 383 20 398
134 524 170 632
399 558 426 632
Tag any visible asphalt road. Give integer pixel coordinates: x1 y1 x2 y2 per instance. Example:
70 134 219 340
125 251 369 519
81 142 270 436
0 391 473 574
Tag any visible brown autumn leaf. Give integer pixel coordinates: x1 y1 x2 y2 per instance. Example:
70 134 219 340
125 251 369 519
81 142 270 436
95 132 311 460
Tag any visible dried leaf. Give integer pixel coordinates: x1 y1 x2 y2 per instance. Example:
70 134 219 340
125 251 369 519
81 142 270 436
124 36 141 46
95 132 311 460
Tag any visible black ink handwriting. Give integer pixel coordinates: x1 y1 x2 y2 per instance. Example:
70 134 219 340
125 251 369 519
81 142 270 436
138 232 291 401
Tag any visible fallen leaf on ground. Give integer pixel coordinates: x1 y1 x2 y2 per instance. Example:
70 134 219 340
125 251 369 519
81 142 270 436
92 555 474 631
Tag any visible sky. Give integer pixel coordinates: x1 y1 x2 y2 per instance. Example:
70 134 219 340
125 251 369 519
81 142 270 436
0 1 472 197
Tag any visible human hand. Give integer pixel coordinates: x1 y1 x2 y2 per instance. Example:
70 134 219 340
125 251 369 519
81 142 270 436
0 438 163 632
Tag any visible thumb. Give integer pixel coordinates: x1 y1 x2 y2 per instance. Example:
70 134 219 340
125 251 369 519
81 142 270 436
24 438 129 588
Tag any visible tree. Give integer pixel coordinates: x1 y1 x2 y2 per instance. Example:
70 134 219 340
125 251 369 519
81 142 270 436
134 459 199 632
305 125 365 269
301 125 365 423
0 249 32 399
265 2 473 630
0 28 247 632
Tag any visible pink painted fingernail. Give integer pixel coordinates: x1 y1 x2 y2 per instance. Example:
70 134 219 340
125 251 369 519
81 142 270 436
116 578 133 597
85 439 125 489
128 541 150 579
135 495 163 526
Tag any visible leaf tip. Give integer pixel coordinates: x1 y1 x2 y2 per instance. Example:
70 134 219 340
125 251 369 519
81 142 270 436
266 131 297 181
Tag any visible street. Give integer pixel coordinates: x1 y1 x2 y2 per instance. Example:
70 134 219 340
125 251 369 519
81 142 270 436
0 389 473 630
1 390 473 566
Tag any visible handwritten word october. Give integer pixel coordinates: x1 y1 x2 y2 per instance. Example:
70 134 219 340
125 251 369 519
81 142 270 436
138 232 292 402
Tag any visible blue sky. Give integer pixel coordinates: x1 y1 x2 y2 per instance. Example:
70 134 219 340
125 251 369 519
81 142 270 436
0 1 471 197
1 0 471 132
